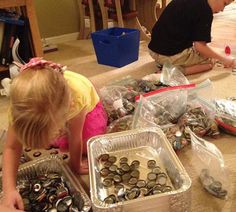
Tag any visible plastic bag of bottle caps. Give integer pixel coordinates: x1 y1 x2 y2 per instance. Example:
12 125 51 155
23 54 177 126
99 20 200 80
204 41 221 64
214 99 236 136
178 104 220 140
100 85 137 124
107 115 133 133
189 128 229 199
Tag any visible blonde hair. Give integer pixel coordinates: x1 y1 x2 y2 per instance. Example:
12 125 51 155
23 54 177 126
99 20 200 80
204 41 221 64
10 67 70 149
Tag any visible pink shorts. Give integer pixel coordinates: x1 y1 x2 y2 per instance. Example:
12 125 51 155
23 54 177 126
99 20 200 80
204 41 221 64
54 101 107 154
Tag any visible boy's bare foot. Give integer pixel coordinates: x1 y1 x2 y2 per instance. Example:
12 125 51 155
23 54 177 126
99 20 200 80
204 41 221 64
184 63 213 75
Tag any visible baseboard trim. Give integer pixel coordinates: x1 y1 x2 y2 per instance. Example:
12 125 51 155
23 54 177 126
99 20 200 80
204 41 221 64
42 32 79 45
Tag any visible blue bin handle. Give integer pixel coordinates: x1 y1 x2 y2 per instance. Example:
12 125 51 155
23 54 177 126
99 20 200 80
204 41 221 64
99 40 111 45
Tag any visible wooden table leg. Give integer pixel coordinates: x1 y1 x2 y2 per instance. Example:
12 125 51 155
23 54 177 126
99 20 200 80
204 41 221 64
25 0 43 56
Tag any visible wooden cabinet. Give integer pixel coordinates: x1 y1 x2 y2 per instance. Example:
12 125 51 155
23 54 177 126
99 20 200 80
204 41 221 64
0 0 43 73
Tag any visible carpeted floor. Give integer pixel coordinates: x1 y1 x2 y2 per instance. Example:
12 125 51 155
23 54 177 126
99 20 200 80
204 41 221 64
0 2 236 211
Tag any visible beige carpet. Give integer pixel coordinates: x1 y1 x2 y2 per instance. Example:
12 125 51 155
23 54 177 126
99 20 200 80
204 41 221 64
44 40 155 86
0 3 236 210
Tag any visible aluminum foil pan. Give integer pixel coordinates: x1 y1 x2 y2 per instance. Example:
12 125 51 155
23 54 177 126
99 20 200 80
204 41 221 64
0 155 91 212
215 99 236 127
87 127 192 212
215 99 236 120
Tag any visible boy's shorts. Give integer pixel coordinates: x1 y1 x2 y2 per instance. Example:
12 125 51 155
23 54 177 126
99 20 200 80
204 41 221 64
149 47 212 68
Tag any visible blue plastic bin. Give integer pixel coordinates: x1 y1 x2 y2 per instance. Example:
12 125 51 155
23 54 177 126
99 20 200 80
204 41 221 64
91 27 140 68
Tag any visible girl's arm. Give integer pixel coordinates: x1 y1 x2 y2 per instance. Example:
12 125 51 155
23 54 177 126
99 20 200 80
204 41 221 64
194 41 235 68
68 108 88 174
2 127 24 210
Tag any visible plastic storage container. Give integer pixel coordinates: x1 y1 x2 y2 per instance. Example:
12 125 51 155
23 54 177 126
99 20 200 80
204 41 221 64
91 27 140 68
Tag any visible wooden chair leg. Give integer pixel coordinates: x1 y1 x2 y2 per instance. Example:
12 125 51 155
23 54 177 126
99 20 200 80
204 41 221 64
114 0 124 27
156 0 166 19
78 0 97 39
88 0 96 32
129 0 136 11
97 0 151 41
98 0 109 29
124 17 151 41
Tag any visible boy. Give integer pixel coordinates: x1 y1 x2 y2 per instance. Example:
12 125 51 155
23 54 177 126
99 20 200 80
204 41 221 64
148 0 235 75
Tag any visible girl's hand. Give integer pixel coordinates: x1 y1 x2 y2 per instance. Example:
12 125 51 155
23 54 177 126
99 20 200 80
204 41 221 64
77 156 89 175
78 161 89 175
69 157 89 175
2 190 24 211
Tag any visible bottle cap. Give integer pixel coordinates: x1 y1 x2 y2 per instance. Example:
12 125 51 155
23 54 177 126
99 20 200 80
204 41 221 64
175 130 182 137
225 45 231 56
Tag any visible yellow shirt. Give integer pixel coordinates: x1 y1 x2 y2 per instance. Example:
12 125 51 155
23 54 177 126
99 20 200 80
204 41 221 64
65 70 99 120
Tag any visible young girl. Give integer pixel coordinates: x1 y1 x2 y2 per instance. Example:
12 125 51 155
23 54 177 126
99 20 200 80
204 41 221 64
2 57 107 210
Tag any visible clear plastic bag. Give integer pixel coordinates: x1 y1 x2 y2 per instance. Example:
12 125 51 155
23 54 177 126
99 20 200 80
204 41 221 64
178 97 220 139
132 87 189 129
106 115 133 133
160 62 189 86
132 95 159 129
142 73 161 81
187 79 214 102
214 99 236 135
161 124 189 151
100 85 137 124
107 75 170 93
136 79 169 93
107 76 139 91
189 128 229 199
215 99 236 118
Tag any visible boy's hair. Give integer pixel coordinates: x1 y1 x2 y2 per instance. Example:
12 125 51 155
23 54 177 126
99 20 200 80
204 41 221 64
10 67 70 148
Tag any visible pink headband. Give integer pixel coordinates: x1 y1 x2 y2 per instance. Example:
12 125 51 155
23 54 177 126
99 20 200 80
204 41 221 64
20 57 65 73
